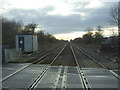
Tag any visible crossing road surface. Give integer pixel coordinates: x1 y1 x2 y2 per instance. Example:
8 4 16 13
2 63 119 89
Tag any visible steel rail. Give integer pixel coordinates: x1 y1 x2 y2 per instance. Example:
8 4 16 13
52 65 63 88
27 44 68 90
1 44 66 82
61 66 68 88
74 44 120 80
33 43 65 64
70 45 91 90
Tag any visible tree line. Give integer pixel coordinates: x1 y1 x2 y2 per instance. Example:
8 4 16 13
73 26 105 44
73 25 118 53
74 2 119 51
2 17 58 48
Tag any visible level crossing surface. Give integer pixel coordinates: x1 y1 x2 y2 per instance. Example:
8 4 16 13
1 63 119 89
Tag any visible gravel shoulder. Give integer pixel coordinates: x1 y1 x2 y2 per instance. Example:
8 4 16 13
52 44 76 66
73 42 119 69
10 41 65 63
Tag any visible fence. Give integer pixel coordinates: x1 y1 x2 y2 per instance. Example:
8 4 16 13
4 49 22 63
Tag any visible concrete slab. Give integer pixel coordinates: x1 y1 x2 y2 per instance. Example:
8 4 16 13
2 63 30 79
35 66 61 88
2 63 119 89
2 64 47 88
82 68 119 89
112 69 120 76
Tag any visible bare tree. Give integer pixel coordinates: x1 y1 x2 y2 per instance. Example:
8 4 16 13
82 31 93 44
96 25 103 32
2 17 23 47
109 2 120 36
109 4 118 25
109 2 120 58
22 23 38 34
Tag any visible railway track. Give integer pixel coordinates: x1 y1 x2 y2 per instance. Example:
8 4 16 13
70 43 119 90
2 43 119 89
72 43 120 80
70 45 91 90
1 43 67 83
27 44 67 89
2 44 68 89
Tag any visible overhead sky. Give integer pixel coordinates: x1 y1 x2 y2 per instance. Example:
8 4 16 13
0 0 119 40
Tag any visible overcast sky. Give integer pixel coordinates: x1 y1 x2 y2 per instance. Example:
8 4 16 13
0 0 119 40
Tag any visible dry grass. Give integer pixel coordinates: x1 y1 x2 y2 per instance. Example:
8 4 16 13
79 43 118 60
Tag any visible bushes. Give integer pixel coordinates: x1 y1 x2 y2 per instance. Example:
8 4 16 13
2 18 22 48
37 31 58 44
2 17 58 48
82 31 93 44
77 26 104 44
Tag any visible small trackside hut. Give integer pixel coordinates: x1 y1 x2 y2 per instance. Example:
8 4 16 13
16 34 38 53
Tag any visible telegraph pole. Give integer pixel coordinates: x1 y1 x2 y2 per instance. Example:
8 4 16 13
118 1 120 37
118 1 120 60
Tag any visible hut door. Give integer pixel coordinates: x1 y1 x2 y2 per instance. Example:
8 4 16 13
18 37 24 51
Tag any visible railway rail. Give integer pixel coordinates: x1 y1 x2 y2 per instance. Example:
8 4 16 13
1 43 67 83
70 43 119 90
70 45 91 90
27 44 67 89
2 42 119 89
72 43 120 80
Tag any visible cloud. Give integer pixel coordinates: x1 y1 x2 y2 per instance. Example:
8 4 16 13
1 1 118 35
